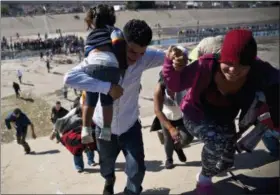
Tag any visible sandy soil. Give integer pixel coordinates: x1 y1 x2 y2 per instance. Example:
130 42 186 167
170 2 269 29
1 28 279 195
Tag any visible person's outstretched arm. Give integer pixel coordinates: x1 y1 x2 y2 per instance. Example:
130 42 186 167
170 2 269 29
5 113 13 130
143 46 188 71
162 55 200 92
154 84 175 131
63 61 111 95
154 83 180 142
143 48 166 70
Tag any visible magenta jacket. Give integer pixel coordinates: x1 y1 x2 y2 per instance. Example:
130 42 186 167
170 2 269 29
162 54 279 127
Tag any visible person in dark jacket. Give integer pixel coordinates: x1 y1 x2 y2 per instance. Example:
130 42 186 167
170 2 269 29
5 108 37 154
13 82 21 98
50 99 97 172
51 101 69 124
51 101 69 142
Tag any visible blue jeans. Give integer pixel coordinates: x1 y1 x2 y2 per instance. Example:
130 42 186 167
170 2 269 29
84 65 120 107
262 130 280 158
95 120 145 195
73 149 95 171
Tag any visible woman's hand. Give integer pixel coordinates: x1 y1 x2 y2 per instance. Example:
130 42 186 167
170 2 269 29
166 46 187 71
169 126 180 143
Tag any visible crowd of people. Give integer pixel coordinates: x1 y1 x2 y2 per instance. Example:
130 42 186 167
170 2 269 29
4 3 279 195
1 34 85 56
178 23 279 37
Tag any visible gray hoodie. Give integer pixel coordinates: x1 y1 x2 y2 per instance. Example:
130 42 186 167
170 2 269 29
54 108 82 136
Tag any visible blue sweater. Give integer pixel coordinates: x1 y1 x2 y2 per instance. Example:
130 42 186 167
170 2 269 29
5 112 32 132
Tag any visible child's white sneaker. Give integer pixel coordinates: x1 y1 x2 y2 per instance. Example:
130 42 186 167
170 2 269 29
81 126 94 144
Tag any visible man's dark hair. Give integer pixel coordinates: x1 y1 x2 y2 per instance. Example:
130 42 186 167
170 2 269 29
13 108 22 115
56 101 61 105
123 19 153 47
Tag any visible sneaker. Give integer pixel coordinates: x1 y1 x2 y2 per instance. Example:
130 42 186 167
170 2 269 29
81 127 94 144
25 150 31 154
165 159 175 169
196 182 214 195
175 148 187 162
89 162 98 167
103 176 116 195
77 169 84 173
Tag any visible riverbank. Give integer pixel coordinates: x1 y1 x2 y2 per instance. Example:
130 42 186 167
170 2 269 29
1 7 279 37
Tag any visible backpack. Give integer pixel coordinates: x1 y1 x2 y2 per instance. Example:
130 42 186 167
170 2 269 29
61 125 96 155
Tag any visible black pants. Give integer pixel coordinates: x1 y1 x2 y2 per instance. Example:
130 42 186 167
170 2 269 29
18 76 22 83
14 90 20 98
160 118 193 160
16 127 31 153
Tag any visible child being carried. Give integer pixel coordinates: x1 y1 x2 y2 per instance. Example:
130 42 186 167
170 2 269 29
81 4 127 144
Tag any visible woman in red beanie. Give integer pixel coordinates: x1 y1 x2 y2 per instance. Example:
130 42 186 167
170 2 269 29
162 29 279 195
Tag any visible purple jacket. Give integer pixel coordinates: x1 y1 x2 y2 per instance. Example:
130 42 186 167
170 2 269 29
162 54 279 125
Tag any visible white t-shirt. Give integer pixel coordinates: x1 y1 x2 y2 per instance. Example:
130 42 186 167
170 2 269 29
17 70 22 77
162 89 183 121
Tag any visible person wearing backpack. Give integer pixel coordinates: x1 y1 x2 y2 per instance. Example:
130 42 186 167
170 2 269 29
50 103 97 173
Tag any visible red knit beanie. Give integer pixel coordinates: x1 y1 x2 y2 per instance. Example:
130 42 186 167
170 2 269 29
220 29 257 66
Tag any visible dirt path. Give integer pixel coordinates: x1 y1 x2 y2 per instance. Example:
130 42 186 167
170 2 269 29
1 116 279 194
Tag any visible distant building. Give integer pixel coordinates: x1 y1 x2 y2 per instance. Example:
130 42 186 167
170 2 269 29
186 1 199 9
113 5 125 11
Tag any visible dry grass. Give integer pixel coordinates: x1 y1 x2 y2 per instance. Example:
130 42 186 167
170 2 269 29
1 92 52 143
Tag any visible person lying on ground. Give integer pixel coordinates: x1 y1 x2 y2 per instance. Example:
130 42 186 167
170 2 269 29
162 29 279 195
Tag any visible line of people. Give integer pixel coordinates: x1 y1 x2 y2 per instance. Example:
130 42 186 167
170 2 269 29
62 4 279 195
4 3 279 195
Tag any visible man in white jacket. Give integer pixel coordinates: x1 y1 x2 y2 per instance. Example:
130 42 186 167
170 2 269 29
64 19 185 195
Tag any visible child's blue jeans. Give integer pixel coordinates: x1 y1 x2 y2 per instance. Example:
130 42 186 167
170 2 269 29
73 149 95 171
84 65 120 107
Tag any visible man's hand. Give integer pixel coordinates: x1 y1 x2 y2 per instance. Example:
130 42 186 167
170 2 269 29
166 46 187 71
32 132 37 139
49 131 56 140
108 84 124 100
169 126 180 144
